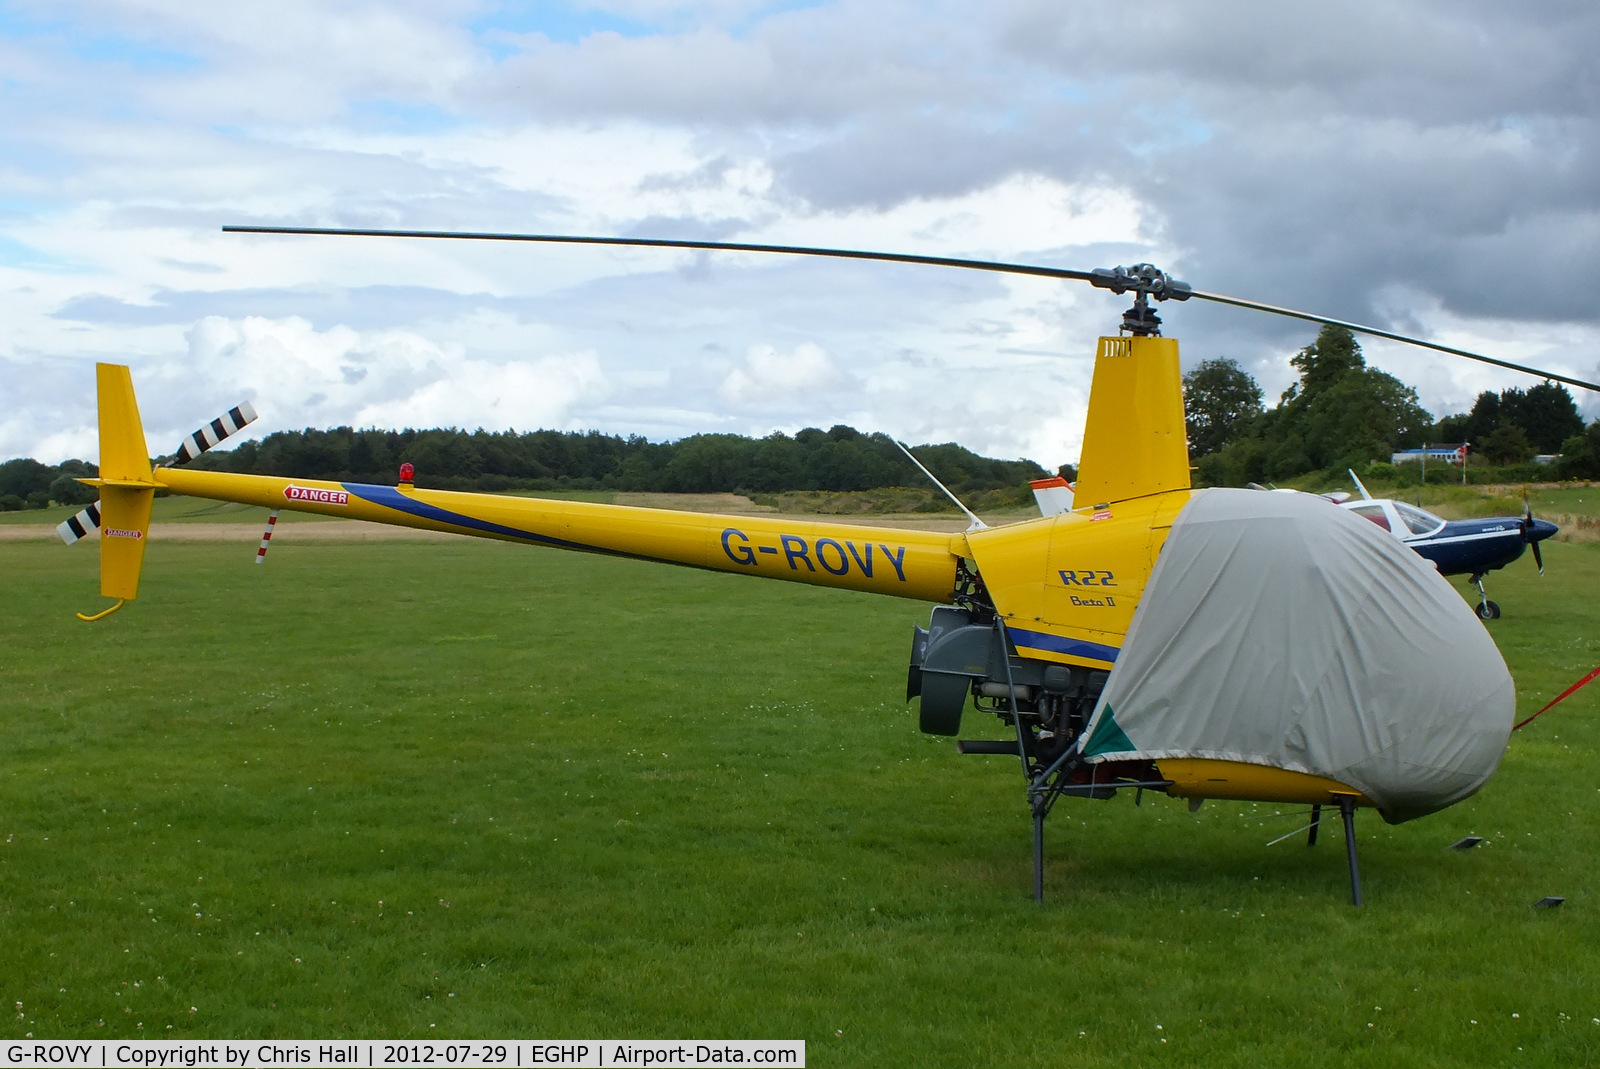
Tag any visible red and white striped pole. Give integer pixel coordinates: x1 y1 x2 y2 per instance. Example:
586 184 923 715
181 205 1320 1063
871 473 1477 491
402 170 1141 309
255 509 279 564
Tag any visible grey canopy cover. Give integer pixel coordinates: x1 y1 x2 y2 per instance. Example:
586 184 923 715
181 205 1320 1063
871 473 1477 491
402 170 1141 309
1079 488 1513 823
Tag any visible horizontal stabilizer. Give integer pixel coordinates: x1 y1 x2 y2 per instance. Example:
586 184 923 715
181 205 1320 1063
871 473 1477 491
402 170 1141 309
1029 477 1075 517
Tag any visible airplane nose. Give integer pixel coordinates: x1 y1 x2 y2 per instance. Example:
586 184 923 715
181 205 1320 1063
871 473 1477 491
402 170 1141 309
1530 518 1559 542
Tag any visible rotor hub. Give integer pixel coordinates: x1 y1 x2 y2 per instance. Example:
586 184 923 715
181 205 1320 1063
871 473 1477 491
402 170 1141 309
1090 263 1190 337
1089 263 1192 302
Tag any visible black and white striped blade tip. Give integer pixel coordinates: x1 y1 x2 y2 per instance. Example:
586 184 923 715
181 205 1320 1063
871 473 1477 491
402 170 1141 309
175 401 258 464
57 500 102 545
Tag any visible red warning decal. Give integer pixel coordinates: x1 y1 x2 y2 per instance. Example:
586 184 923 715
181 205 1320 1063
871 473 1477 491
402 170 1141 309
102 527 144 539
285 485 349 506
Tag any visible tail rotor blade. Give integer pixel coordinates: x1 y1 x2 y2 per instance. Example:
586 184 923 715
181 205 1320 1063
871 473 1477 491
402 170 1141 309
57 500 103 545
174 402 258 465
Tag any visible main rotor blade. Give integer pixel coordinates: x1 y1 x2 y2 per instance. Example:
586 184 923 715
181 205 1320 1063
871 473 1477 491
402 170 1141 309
221 225 1102 285
1189 289 1600 393
224 225 1600 392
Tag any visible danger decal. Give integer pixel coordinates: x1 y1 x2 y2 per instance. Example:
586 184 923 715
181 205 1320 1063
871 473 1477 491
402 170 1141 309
284 485 349 506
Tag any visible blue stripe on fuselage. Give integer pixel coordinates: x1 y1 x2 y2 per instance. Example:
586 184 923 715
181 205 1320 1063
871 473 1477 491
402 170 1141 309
344 483 604 552
1006 624 1120 664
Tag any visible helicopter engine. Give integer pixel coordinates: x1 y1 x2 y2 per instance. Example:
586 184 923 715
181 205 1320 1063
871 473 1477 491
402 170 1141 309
907 606 1106 761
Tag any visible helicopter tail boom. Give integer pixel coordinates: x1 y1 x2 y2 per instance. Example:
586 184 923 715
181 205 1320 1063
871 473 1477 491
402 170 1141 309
153 465 965 603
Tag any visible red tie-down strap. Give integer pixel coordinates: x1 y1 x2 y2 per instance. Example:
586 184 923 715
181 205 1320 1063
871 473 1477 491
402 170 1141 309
1514 664 1600 732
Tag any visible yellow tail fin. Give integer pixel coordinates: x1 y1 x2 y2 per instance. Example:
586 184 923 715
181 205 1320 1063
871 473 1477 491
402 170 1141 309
1072 335 1191 507
83 364 159 615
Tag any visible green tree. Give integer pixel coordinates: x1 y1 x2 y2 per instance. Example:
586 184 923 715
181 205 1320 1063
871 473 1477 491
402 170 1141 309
1195 436 1270 487
1478 423 1535 466
1285 324 1366 402
48 473 99 505
1500 382 1585 454
1460 391 1501 445
1429 411 1472 446
1555 421 1600 480
174 421 1048 494
1442 383 1581 456
1301 368 1430 470
1193 325 1430 484
1272 326 1427 475
0 458 52 500
1183 357 1264 458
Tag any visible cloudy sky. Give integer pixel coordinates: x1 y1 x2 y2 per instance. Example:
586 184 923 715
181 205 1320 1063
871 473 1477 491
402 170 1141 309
3 0 1597 469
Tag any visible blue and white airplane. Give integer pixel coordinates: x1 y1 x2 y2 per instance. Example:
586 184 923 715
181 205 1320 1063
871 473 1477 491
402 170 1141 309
1334 472 1558 620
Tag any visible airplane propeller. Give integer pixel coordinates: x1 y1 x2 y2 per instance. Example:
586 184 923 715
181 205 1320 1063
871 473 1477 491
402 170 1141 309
224 225 1600 394
1523 492 1547 576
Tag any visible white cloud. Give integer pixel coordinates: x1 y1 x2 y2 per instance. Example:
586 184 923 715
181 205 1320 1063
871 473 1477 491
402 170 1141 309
355 352 609 431
176 315 609 434
3 1 1598 471
719 342 847 405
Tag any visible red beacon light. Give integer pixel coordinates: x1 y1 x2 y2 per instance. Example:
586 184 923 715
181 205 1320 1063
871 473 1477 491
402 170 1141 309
398 462 414 486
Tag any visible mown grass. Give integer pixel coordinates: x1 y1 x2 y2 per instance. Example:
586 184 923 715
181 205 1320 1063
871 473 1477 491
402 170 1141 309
0 497 345 528
2 536 1598 1065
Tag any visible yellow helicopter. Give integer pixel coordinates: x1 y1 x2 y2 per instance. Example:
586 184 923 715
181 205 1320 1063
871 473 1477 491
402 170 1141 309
66 227 1600 905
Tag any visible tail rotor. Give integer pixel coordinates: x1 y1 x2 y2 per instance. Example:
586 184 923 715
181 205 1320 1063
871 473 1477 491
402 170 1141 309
59 400 258 547
68 367 259 620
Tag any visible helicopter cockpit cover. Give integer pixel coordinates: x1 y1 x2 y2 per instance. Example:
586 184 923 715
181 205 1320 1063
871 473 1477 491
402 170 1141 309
1079 488 1514 823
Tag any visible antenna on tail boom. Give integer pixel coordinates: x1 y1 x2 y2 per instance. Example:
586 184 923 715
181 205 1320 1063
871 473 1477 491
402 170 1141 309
892 440 988 532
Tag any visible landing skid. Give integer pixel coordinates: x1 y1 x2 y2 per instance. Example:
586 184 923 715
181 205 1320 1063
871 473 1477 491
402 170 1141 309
968 620 1368 904
1025 758 1171 902
962 746 1368 906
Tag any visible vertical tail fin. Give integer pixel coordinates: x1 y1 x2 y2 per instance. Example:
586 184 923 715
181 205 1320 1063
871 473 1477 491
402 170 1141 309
79 364 160 618
62 399 259 551
1072 336 1190 508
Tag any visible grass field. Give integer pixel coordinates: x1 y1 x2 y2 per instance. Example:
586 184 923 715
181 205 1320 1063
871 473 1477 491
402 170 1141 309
3 533 1599 1065
0 497 345 528
0 485 1041 529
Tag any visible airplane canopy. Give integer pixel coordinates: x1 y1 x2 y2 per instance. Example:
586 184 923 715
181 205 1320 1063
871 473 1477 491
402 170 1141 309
1080 488 1514 823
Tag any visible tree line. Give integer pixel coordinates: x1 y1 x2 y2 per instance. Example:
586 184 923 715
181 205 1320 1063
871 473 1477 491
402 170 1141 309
10 326 1595 511
0 458 100 511
1184 324 1599 484
0 425 1051 510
